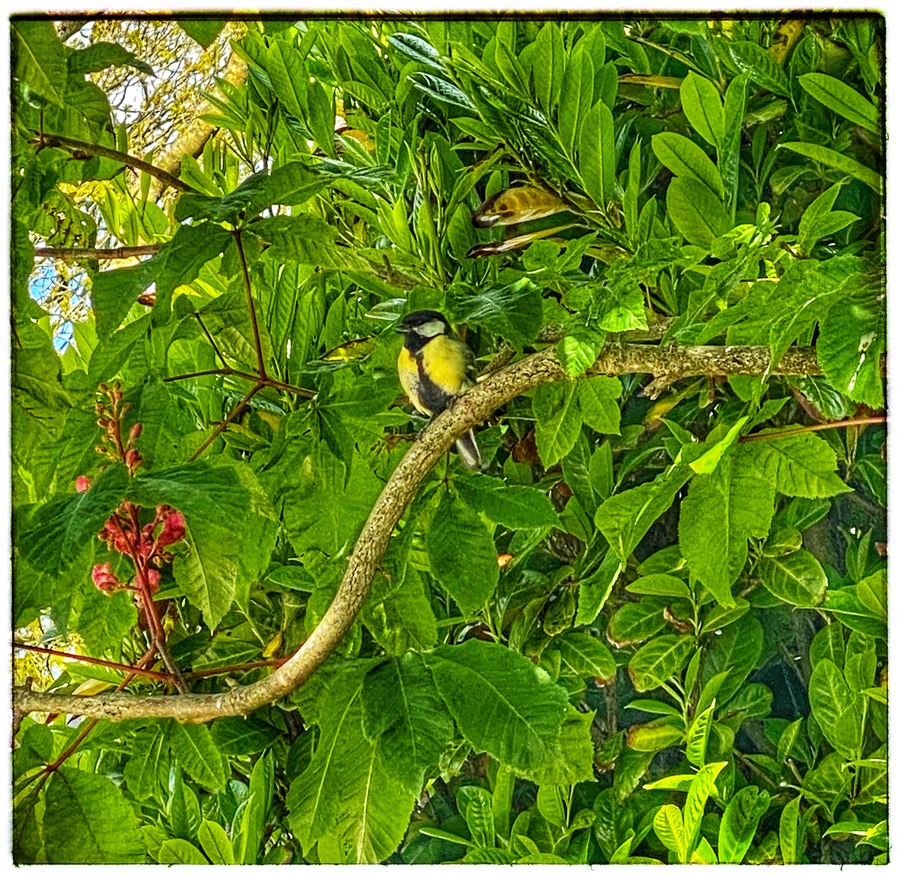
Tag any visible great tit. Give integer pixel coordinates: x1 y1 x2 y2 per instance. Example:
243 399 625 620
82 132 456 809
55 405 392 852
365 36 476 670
396 310 484 470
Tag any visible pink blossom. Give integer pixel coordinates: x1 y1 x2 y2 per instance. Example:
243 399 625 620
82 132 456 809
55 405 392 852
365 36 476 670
157 510 186 547
75 476 91 493
92 562 121 594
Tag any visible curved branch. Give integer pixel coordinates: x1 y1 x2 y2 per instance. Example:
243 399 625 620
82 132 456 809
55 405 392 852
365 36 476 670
35 245 163 261
13 343 823 723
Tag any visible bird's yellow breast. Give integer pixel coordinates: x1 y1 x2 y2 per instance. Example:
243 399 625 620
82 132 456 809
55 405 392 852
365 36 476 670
420 334 467 394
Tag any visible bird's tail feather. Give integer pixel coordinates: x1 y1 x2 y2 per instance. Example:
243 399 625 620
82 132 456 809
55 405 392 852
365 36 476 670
455 429 484 470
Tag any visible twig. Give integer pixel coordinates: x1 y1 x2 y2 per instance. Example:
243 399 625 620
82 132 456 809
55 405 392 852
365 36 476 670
13 643 174 683
194 313 229 367
190 383 265 461
741 416 886 442
234 229 267 379
36 133 195 193
35 245 163 260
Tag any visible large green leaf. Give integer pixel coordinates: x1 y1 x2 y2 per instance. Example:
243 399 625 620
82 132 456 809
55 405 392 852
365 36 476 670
679 71 725 148
43 767 143 864
425 639 568 773
361 653 455 793
456 475 557 529
288 665 416 863
628 634 694 692
596 464 693 561
448 278 543 348
701 616 764 705
738 432 851 498
679 455 775 605
579 101 616 207
533 380 582 468
799 72 879 132
757 550 827 607
13 21 67 106
18 464 130 576
166 722 228 791
779 142 882 193
427 492 499 615
726 39 790 97
652 132 725 200
817 285 885 408
548 630 617 682
808 659 862 754
666 177 733 247
718 786 771 864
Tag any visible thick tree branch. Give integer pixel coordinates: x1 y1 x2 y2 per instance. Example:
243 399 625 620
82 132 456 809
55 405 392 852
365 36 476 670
13 343 825 724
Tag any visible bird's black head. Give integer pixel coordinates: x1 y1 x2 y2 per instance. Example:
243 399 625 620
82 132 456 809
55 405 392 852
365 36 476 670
397 310 449 337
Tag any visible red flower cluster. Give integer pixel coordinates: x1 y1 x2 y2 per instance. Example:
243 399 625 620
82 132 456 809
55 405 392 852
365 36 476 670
92 504 186 596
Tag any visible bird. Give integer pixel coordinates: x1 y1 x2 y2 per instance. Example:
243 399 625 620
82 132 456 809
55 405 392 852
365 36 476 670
396 310 484 470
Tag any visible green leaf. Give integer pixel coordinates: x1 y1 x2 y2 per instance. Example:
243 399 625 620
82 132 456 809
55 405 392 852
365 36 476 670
779 142 882 193
448 278 543 349
756 550 828 607
666 177 733 248
576 550 622 626
549 631 617 682
822 586 886 639
626 574 691 599
608 598 668 647
456 476 557 529
427 492 499 615
596 464 694 561
18 464 130 576
284 447 382 557
211 717 282 757
679 455 775 606
558 46 594 156
686 703 715 767
249 214 370 271
362 568 438 656
361 653 455 793
679 72 725 148
808 659 862 754
178 19 225 48
44 767 143 864
577 376 622 434
718 786 770 863
524 710 596 786
158 839 210 865
13 21 67 106
533 380 582 468
817 285 884 408
628 634 694 692
198 821 235 865
799 73 879 132
458 784 496 847
857 570 886 620
653 804 687 862
288 666 416 863
726 40 790 97
557 334 601 377
701 616 764 705
688 416 748 475
531 22 565 113
167 722 228 791
579 101 616 207
683 762 728 858
426 639 568 773
69 41 154 76
738 432 852 497
652 132 725 200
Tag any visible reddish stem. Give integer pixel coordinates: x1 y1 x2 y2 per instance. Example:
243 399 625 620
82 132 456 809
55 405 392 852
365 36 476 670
741 415 886 443
14 643 175 683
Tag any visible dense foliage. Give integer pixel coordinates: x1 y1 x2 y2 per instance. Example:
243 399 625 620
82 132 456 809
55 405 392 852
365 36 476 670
12 15 885 865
